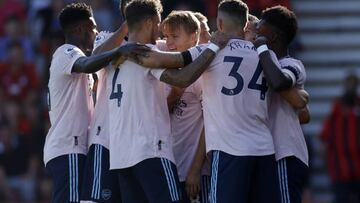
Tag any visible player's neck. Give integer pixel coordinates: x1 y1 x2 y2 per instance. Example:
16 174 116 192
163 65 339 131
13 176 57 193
128 32 152 44
66 36 86 52
271 44 289 59
224 29 244 39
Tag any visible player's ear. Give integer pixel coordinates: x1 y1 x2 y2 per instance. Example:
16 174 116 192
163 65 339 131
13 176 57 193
190 32 198 45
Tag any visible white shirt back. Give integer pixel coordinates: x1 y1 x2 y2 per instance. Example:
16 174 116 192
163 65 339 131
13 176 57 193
188 39 274 156
44 44 93 165
107 44 174 169
269 57 309 165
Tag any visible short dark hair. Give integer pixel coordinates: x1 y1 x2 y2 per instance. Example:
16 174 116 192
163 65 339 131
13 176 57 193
261 6 298 45
125 0 163 31
218 0 248 27
120 0 132 16
59 3 93 31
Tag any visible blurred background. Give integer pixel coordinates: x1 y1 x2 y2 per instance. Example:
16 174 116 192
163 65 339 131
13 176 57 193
0 0 359 202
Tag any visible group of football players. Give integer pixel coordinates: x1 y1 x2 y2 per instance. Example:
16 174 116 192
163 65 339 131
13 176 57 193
44 0 310 203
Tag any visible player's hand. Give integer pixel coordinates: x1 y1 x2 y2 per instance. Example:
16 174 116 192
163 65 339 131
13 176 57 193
185 170 201 199
253 35 268 48
210 31 232 49
112 43 150 66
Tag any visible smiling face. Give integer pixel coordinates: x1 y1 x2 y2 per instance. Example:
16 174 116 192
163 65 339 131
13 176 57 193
162 24 197 52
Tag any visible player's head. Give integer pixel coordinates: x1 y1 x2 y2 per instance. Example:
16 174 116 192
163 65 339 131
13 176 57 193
193 12 211 44
257 6 298 47
217 0 248 35
244 14 259 42
59 3 97 51
125 0 163 44
162 10 200 52
120 0 132 18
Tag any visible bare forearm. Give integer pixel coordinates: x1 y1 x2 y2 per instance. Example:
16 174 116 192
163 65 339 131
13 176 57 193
139 50 184 69
160 49 215 88
279 88 308 109
258 51 293 91
189 128 206 174
72 49 119 73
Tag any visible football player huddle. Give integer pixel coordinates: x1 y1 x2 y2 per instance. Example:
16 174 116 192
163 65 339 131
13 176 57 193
44 0 310 203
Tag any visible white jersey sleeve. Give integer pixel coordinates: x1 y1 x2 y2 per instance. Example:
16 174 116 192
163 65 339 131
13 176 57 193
60 45 86 75
187 43 209 61
279 57 306 87
94 31 114 50
146 44 166 80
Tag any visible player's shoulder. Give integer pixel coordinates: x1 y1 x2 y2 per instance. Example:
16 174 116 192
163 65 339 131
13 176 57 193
53 44 82 60
95 31 114 44
279 57 304 70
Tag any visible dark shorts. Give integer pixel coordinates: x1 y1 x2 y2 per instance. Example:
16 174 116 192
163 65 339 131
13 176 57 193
277 156 309 203
209 151 281 203
117 157 182 203
46 154 86 203
81 144 121 203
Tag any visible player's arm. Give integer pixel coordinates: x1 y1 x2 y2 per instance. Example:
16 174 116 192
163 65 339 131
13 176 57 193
186 128 206 198
159 48 216 88
279 88 309 109
72 43 150 73
157 31 231 88
299 105 311 124
254 36 293 91
92 22 128 55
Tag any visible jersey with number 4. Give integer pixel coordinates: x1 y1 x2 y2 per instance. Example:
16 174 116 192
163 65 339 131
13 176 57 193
107 43 174 170
187 39 274 156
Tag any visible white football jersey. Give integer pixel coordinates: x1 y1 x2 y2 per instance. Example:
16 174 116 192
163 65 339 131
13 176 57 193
44 44 93 165
269 57 309 165
170 78 204 181
107 44 174 170
88 31 127 149
188 39 275 156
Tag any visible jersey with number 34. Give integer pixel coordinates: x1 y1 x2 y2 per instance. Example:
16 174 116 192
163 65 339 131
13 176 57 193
188 39 274 156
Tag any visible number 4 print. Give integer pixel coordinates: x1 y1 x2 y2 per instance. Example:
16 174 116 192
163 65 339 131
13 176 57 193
110 68 123 107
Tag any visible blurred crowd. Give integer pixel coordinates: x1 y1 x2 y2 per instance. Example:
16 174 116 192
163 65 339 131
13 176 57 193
0 0 291 202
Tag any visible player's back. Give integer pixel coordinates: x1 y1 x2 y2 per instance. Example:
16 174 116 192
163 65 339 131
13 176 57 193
191 39 274 156
107 44 173 169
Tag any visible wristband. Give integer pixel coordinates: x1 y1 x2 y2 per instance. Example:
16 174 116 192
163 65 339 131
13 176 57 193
256 44 269 55
207 43 220 53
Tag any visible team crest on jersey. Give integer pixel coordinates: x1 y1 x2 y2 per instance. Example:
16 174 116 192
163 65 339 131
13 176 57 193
173 99 187 117
64 47 77 57
95 35 105 43
101 189 112 200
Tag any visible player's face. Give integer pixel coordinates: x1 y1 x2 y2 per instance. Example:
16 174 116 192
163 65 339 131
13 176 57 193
150 14 161 44
256 20 277 45
163 25 197 52
199 20 211 44
81 17 98 53
244 21 257 42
